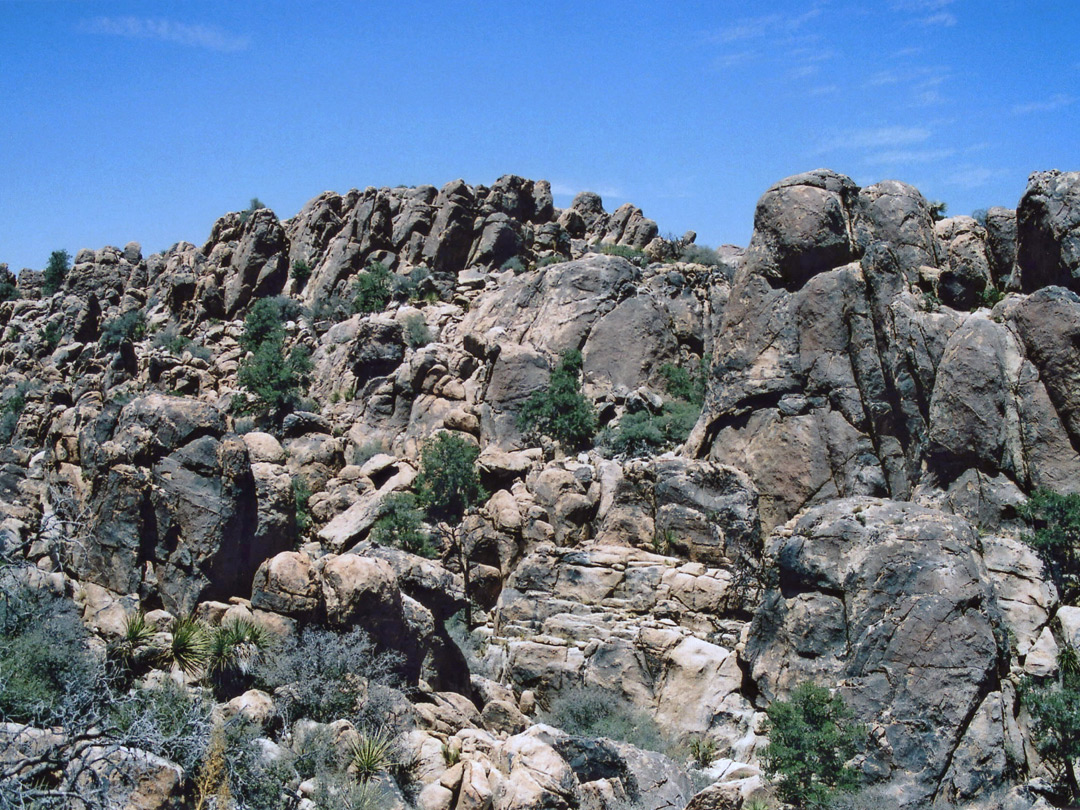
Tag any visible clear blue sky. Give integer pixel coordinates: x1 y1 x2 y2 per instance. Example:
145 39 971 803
1 1 1077 272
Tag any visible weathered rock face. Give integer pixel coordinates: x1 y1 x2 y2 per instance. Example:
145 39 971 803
7 168 1080 808
743 498 1008 804
65 394 279 613
693 170 1080 533
1017 169 1080 292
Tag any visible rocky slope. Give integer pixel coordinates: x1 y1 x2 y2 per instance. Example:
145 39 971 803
2 169 1080 809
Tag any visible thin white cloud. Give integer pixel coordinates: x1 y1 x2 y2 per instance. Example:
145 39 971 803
1011 93 1075 115
549 182 625 201
862 148 957 165
890 0 954 11
86 16 250 52
828 126 933 151
943 166 1004 188
920 12 957 26
713 9 822 43
809 84 840 96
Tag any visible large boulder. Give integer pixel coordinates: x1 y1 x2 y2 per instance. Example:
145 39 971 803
1017 169 1080 292
743 498 1007 804
68 395 276 613
743 170 859 290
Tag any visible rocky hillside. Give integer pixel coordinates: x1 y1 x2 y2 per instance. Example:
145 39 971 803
2 169 1080 809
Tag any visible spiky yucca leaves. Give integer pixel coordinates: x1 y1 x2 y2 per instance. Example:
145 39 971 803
109 611 156 670
170 616 211 676
349 727 395 782
209 618 270 678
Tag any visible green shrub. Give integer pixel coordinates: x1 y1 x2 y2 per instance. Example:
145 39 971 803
540 684 667 752
977 283 1005 309
597 243 648 265
536 254 567 269
415 432 486 525
292 259 312 285
391 266 431 301
207 618 271 695
501 256 527 274
239 197 267 224
1020 489 1080 605
0 575 97 723
100 309 147 350
0 277 17 303
403 313 433 348
679 243 721 266
110 679 213 776
517 349 597 451
660 357 707 406
352 262 393 314
237 297 312 420
40 321 62 351
603 400 699 458
0 383 29 443
42 249 70 295
929 200 948 222
293 475 312 535
761 682 863 809
1020 651 1080 800
371 492 435 557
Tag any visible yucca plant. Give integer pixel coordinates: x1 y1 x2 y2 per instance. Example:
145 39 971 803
170 615 211 676
109 611 156 670
687 735 719 768
349 727 395 782
208 618 269 678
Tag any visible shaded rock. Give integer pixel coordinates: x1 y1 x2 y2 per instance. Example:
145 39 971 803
1017 170 1080 292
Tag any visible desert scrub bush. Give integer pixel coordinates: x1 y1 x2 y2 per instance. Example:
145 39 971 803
111 679 214 777
679 243 721 266
239 196 267 224
291 259 312 285
391 265 431 301
1020 645 1080 800
40 320 62 351
536 254 567 268
0 274 17 303
500 256 527 274
977 283 1005 309
371 492 435 557
0 382 29 443
293 475 312 535
99 308 147 349
403 313 433 348
597 243 648 265
351 438 385 466
255 625 404 726
660 356 707 405
152 323 211 361
0 574 99 724
540 684 667 752
761 682 863 809
603 400 699 458
352 261 393 313
41 248 70 295
1020 488 1080 605
237 296 312 421
517 349 597 452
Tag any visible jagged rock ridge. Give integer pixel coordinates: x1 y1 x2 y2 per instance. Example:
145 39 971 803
1 170 1080 809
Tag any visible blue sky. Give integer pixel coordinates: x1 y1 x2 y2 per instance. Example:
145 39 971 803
1 1 1077 272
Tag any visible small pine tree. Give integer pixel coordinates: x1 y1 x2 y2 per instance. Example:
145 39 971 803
236 297 311 421
761 682 862 809
517 349 597 451
42 249 70 295
352 261 393 313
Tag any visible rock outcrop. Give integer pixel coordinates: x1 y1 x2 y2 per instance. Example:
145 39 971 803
4 167 1080 809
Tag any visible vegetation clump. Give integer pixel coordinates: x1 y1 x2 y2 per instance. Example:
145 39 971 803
99 308 147 350
540 684 667 753
352 261 394 313
602 357 706 458
371 492 435 557
1020 488 1080 605
761 682 862 809
518 349 597 452
42 248 70 295
236 296 312 421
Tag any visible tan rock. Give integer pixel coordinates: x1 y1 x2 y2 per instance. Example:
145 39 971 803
243 431 286 464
